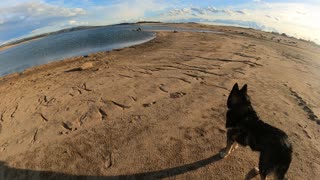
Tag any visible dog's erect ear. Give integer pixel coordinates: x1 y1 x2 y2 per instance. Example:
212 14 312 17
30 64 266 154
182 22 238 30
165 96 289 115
227 83 240 108
231 83 239 92
240 84 247 94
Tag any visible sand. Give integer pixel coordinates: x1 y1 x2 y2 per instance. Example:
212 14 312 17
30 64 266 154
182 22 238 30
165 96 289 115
0 37 43 51
0 45 16 51
0 23 319 180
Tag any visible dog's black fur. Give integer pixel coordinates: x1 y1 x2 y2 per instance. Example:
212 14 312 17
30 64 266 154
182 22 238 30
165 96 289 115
221 83 292 180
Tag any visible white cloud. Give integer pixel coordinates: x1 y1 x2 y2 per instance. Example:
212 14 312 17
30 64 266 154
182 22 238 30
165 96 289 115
236 2 320 42
265 15 280 21
28 23 67 35
162 2 320 43
69 20 77 25
28 20 89 36
1 0 320 45
191 7 207 15
78 0 168 25
182 8 192 13
168 8 192 16
0 1 86 19
235 10 246 15
0 0 169 43
207 6 219 13
167 7 247 17
0 1 86 25
0 0 31 7
221 9 233 15
296 11 307 15
0 0 88 44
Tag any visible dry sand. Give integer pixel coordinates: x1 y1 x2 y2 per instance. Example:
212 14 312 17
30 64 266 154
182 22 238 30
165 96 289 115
0 23 319 180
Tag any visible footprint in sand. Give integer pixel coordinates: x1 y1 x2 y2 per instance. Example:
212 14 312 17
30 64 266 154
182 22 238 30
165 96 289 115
170 92 187 98
143 101 156 107
61 121 78 134
289 87 319 124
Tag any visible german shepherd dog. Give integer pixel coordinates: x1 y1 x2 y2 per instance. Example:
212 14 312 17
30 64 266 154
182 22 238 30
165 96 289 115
220 83 292 180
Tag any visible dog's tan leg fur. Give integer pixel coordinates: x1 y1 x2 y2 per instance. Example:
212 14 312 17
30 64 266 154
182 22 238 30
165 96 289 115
220 142 237 158
254 167 260 174
232 143 238 152
260 175 266 180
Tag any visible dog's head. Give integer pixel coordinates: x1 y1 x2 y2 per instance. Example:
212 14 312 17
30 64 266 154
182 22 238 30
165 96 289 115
227 83 250 109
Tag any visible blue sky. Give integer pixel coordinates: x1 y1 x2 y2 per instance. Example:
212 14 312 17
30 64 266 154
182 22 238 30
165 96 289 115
0 0 320 45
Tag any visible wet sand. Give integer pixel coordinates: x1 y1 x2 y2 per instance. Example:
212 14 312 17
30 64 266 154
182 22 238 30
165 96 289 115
0 23 320 179
0 37 43 51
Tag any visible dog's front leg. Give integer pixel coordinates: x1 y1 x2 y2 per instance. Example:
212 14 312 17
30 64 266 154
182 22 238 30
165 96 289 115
220 130 238 158
219 140 236 158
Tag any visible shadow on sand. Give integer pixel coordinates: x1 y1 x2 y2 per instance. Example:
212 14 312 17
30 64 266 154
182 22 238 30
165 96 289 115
244 168 259 180
0 153 222 180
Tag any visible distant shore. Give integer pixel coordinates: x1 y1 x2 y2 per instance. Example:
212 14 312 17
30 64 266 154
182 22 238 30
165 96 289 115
0 22 162 51
0 26 104 51
1 21 318 52
0 37 44 51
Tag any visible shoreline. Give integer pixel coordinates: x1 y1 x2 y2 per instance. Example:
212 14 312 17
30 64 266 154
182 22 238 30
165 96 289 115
0 22 161 52
0 33 156 77
0 37 43 51
1 23 319 80
1 22 318 52
0 24 319 179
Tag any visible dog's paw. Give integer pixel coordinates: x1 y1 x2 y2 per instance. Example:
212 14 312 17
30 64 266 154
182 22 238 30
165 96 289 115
231 144 238 152
253 167 259 174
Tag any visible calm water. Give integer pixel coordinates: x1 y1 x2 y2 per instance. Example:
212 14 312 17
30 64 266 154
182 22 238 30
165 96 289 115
0 25 220 76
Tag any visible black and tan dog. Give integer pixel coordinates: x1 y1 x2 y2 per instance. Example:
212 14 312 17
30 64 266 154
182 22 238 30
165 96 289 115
220 83 292 180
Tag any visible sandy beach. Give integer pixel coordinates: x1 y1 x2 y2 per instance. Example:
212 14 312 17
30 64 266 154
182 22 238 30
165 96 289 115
0 37 43 52
0 23 319 179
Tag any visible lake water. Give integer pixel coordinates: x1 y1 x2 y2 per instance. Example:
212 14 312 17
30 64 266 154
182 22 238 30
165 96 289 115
0 25 220 76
